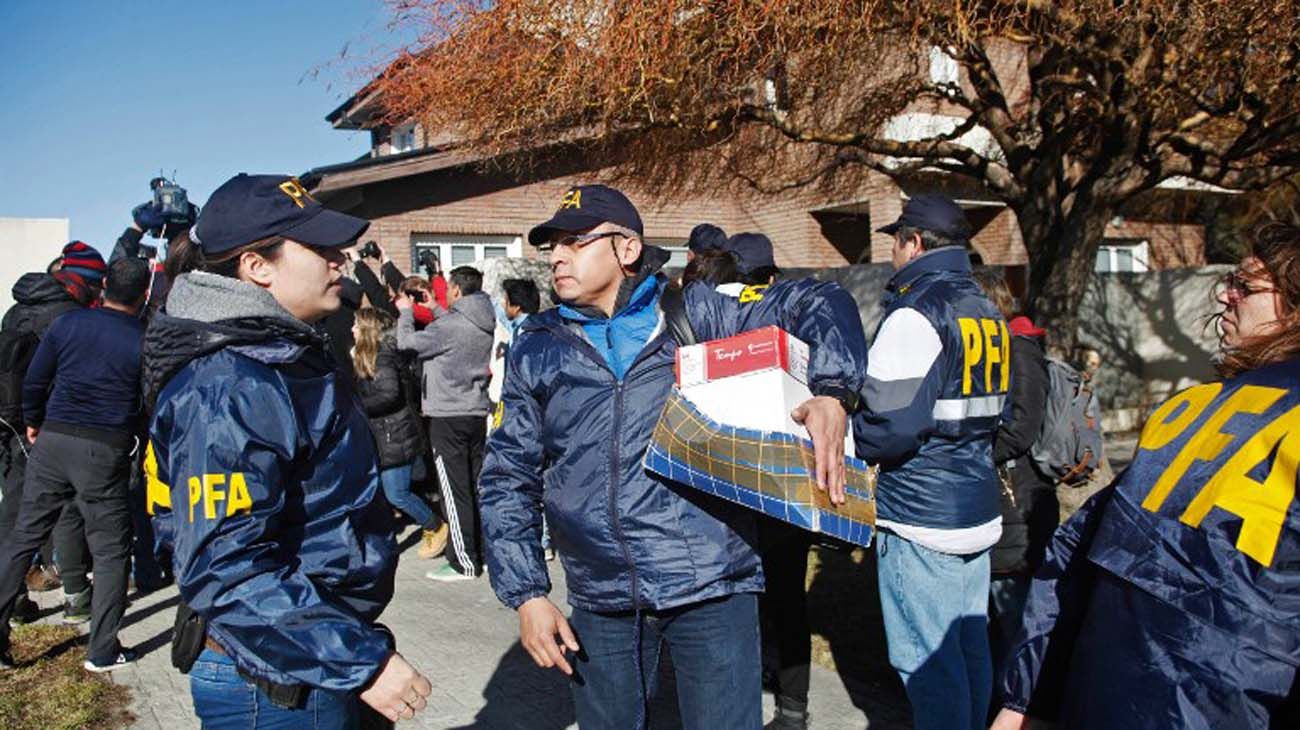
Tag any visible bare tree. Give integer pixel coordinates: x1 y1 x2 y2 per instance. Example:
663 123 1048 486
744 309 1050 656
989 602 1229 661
369 0 1300 339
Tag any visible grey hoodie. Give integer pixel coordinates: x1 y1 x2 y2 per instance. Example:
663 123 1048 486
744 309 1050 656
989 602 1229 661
396 290 495 418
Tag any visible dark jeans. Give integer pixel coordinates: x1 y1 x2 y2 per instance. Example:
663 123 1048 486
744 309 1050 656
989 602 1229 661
427 416 486 575
0 434 85 577
569 593 761 730
0 427 133 662
758 517 813 705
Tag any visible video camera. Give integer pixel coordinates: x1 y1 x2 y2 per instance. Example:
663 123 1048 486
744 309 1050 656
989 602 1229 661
418 249 440 276
150 177 193 225
358 240 382 260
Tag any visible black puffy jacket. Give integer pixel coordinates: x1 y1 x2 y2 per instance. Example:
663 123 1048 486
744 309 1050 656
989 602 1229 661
355 335 424 468
2 273 82 338
990 328 1057 574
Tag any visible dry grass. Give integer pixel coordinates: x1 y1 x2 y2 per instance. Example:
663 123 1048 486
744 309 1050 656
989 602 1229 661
0 624 133 730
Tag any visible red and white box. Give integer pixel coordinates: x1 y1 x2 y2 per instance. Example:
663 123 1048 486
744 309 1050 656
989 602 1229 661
676 326 854 455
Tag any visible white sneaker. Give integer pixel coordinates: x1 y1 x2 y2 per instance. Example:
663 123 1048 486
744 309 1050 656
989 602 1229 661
425 565 476 583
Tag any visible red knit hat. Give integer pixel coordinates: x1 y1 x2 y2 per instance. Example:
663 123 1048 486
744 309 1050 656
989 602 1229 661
60 241 107 286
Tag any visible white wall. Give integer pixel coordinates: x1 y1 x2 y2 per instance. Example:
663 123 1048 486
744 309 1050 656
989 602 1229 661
0 217 71 313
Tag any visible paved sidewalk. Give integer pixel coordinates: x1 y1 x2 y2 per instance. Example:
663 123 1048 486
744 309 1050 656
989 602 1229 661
30 527 906 729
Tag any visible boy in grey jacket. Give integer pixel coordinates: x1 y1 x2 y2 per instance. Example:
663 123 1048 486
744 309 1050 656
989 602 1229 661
396 266 495 581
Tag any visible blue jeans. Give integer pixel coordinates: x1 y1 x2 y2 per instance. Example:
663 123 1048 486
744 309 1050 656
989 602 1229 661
379 463 435 529
190 649 360 729
876 531 992 730
569 593 761 730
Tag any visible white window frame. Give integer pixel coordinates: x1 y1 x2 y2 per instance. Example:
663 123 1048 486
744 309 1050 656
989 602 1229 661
410 233 522 270
389 122 418 155
646 237 689 269
1095 239 1150 273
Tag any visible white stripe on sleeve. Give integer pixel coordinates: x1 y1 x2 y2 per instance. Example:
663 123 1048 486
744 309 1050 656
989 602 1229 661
866 307 942 382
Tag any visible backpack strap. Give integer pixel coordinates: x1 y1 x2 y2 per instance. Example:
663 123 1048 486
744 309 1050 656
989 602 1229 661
659 284 697 347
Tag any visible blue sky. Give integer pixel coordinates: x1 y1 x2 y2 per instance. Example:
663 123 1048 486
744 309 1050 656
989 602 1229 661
0 1 409 253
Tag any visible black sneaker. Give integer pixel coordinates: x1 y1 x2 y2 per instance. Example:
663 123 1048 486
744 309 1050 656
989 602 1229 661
63 588 92 625
0 650 14 671
8 594 39 627
83 647 137 673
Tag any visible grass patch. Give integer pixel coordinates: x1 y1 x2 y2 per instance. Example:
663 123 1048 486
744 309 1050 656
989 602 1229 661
0 624 133 730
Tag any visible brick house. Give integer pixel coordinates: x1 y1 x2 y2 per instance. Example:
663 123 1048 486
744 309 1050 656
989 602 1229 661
301 44 1222 285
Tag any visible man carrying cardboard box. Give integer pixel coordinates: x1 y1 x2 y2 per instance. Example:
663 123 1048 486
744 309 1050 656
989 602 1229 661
478 184 866 730
853 193 1011 730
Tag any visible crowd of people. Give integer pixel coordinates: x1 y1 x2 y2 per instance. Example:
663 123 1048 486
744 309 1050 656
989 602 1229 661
0 172 1295 730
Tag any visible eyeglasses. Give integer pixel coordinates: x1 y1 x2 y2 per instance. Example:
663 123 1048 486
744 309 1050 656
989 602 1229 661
1219 270 1276 305
538 231 625 252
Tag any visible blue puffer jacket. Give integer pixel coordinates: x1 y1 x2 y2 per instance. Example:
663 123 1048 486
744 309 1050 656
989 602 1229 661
144 273 398 692
853 247 1009 554
480 254 867 612
1001 357 1300 728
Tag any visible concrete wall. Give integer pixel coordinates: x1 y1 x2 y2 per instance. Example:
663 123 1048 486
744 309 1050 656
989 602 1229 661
0 218 70 313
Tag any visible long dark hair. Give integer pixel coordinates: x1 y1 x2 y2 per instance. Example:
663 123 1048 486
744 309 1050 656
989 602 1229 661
165 230 286 281
1216 222 1300 378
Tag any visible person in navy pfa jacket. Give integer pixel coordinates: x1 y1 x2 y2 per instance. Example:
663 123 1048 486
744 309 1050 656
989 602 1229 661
852 194 1010 730
992 223 1300 729
479 185 866 730
142 174 432 727
0 256 150 672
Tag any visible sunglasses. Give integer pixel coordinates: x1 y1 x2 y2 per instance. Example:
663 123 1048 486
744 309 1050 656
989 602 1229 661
538 231 625 252
1218 270 1276 305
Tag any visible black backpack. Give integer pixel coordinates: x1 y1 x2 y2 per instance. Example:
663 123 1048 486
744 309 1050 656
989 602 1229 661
0 328 38 432
659 284 697 347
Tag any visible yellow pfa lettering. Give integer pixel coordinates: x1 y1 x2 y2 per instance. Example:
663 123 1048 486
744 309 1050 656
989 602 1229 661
187 473 255 522
188 477 202 522
1178 404 1300 567
491 401 505 431
738 284 768 304
277 178 316 209
1141 385 1287 513
203 474 226 520
560 189 582 209
1138 383 1224 453
979 318 1009 393
958 318 983 395
227 473 253 515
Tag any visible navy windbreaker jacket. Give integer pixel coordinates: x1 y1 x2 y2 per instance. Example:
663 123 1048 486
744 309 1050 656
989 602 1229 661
1001 356 1300 728
144 273 398 692
852 247 1009 553
479 266 867 613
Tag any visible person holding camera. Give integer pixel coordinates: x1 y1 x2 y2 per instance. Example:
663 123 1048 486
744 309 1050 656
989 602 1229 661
141 174 432 726
110 177 201 316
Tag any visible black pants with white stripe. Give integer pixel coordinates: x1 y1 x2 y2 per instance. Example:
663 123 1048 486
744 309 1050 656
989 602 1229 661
427 415 486 576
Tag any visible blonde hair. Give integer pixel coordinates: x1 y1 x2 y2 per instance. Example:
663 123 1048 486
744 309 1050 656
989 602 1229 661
352 308 393 380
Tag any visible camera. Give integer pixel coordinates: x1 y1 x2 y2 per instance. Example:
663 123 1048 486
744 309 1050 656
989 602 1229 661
418 250 440 275
150 176 193 225
359 241 381 260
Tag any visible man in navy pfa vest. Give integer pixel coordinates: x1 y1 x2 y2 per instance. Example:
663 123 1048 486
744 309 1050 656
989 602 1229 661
853 194 1010 730
479 185 866 729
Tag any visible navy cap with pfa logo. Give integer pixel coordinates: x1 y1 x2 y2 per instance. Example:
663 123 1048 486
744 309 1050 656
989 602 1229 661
876 193 972 240
193 174 370 255
528 184 644 246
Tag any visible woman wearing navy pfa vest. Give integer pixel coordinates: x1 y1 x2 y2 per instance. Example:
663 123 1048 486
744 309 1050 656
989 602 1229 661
993 222 1300 729
143 174 432 728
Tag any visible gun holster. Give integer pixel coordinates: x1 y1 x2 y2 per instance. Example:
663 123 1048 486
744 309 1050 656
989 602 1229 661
171 601 208 673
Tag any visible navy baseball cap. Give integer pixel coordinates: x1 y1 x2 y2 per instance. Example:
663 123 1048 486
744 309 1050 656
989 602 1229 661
876 193 972 240
193 174 369 255
687 223 727 254
724 232 777 274
528 184 644 246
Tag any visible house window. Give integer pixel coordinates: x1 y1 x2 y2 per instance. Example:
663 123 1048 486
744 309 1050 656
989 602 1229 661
646 238 689 269
390 122 418 155
1095 239 1150 273
410 234 522 273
